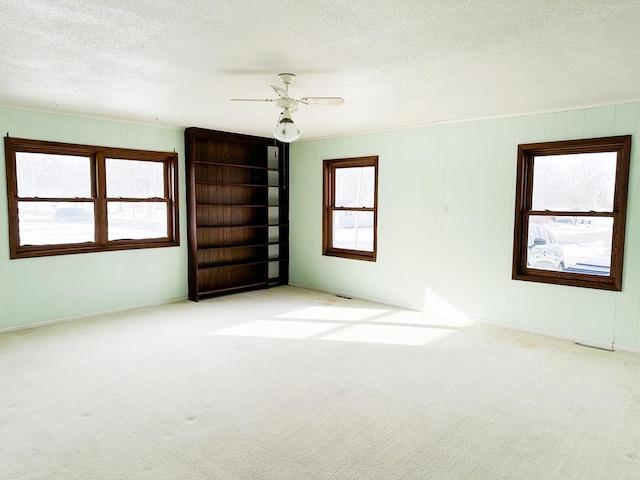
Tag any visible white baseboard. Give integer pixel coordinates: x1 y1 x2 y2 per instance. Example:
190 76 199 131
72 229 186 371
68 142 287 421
469 316 634 352
289 283 640 353
0 296 188 335
611 343 640 355
288 282 422 311
7 285 640 355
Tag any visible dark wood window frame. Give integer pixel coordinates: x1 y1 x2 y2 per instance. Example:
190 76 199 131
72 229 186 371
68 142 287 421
5 137 179 259
512 135 631 291
323 156 378 262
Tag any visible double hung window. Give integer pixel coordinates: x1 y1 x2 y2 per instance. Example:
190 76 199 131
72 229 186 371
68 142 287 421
323 156 378 261
5 137 179 258
512 136 631 290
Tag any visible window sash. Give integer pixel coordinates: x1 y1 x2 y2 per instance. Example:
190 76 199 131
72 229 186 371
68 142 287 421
512 136 631 291
5 137 179 258
323 156 378 261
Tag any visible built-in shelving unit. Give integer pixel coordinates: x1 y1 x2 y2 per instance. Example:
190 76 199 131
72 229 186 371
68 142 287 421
185 128 289 301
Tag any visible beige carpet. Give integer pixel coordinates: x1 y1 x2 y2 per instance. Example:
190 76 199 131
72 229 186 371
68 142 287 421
1 285 640 479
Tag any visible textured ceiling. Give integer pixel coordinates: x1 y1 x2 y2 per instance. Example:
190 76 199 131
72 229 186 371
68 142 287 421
0 1 639 140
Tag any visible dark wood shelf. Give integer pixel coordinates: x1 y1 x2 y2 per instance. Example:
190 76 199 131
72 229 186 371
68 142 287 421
198 259 271 270
196 223 288 229
195 181 275 188
198 241 287 251
194 161 284 172
198 282 269 297
196 203 280 207
186 128 289 301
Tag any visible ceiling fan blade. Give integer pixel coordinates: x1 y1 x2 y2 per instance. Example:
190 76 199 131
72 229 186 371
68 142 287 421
271 85 289 97
299 97 345 106
230 98 274 102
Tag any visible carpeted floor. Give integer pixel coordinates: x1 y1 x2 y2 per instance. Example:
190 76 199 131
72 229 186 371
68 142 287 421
1 285 640 479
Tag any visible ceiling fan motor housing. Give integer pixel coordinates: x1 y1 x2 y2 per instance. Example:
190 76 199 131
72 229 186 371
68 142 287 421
230 73 344 142
275 97 298 109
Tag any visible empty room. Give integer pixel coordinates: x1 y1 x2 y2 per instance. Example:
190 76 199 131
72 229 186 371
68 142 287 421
2 1 640 479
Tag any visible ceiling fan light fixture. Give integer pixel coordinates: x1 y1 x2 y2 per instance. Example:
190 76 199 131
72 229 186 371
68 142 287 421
273 115 301 143
230 73 344 142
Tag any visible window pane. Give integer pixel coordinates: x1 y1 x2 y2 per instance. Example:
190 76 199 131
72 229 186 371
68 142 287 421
332 211 374 251
108 202 168 240
528 215 612 275
106 159 164 198
532 152 617 212
335 167 375 208
16 152 91 198
18 201 94 245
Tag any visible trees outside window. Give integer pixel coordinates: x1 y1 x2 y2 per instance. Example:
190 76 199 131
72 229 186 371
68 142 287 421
512 136 631 290
323 156 378 261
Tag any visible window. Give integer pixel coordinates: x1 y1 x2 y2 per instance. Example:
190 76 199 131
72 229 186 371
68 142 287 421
512 136 631 290
323 156 378 261
5 137 179 259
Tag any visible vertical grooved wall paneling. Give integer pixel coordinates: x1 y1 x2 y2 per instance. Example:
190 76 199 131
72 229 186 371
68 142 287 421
289 102 640 349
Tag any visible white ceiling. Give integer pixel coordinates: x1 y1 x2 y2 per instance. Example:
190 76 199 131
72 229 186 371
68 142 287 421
1 1 639 141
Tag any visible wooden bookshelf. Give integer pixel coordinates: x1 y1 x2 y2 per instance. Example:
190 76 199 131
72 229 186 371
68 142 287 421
185 128 289 301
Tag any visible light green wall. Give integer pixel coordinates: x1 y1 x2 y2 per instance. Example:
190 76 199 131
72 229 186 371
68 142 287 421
289 102 640 349
0 107 188 330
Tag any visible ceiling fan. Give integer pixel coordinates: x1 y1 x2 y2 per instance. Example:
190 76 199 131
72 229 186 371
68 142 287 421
230 73 345 143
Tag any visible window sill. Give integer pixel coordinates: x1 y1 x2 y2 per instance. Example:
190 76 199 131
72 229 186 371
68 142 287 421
323 248 376 262
512 271 621 291
11 239 180 259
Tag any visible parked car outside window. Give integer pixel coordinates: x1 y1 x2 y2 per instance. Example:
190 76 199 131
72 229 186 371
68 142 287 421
527 224 565 271
53 207 93 223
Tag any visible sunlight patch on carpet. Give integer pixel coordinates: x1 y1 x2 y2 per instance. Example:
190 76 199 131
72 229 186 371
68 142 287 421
207 320 336 339
277 306 390 322
318 324 455 346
